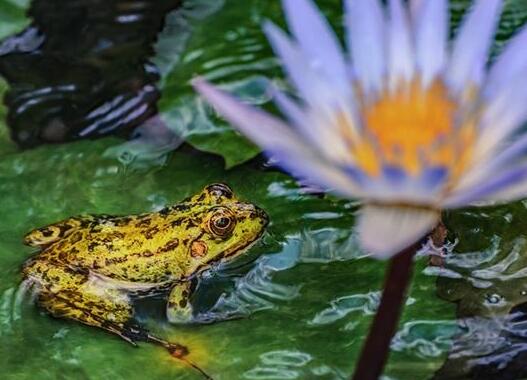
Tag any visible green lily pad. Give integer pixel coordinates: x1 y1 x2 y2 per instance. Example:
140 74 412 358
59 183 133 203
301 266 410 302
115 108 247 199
0 134 457 379
0 0 30 40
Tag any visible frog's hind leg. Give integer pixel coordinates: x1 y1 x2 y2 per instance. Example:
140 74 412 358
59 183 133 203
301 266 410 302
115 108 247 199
25 263 213 378
38 288 139 344
39 287 194 357
40 283 212 379
26 261 137 343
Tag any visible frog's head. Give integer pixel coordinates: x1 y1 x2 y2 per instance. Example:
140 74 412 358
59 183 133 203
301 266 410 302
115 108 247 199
182 183 268 271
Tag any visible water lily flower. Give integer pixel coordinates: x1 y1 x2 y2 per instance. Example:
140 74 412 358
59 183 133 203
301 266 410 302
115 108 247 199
193 0 527 258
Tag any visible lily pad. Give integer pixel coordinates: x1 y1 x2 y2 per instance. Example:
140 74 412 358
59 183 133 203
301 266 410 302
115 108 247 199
0 135 455 379
0 0 30 40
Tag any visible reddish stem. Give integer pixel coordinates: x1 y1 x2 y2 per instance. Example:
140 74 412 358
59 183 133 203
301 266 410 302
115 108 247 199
351 241 419 380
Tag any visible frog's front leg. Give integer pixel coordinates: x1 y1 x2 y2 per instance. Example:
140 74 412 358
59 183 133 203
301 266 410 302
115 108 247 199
166 281 195 324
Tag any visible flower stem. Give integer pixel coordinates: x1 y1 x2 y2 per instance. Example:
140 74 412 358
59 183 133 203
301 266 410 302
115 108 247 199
351 241 420 380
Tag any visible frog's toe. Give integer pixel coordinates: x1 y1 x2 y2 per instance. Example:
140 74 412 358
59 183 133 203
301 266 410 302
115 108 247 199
166 305 194 324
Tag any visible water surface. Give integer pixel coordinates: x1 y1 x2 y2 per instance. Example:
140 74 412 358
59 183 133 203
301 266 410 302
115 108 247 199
1 1 527 379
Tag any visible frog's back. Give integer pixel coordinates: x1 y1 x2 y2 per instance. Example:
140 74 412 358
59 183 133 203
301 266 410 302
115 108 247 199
23 183 268 285
24 215 96 248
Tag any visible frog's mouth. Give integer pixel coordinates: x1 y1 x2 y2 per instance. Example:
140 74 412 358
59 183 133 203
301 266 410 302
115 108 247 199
222 231 265 262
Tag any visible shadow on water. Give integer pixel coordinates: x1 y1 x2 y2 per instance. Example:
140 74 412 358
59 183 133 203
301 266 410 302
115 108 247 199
0 0 181 147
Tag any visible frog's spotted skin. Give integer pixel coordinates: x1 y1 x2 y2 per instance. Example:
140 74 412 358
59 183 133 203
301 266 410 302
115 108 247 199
22 183 268 356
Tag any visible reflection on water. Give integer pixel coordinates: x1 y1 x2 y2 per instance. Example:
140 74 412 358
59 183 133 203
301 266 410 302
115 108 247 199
199 228 361 321
244 350 314 380
431 206 527 379
0 0 182 147
103 114 183 168
0 287 20 336
309 292 381 326
392 320 459 359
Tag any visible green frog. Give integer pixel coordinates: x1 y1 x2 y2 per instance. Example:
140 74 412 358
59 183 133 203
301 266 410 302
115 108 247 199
21 183 268 362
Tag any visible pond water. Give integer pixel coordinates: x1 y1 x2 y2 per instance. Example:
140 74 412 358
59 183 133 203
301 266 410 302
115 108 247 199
1 1 527 379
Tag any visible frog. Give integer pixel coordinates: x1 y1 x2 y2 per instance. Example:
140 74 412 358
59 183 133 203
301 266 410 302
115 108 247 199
21 183 268 359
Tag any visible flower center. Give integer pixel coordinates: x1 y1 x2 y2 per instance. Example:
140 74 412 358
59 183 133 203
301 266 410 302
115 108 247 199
352 80 476 181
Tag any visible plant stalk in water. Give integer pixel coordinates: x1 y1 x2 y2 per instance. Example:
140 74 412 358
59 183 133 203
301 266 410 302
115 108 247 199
351 240 421 380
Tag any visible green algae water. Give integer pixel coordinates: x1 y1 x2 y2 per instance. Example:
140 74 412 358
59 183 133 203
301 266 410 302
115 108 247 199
1 1 527 379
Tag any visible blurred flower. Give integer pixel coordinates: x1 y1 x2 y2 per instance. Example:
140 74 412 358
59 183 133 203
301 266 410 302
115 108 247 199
193 0 527 258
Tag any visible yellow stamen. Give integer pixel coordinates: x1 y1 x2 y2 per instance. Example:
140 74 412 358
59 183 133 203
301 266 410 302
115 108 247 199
352 80 476 180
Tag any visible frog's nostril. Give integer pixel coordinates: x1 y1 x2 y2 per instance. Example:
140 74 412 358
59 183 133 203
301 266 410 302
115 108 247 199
235 203 269 225
253 206 269 225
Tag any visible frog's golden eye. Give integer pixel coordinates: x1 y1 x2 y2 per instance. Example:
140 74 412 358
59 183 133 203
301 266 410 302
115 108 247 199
208 208 236 237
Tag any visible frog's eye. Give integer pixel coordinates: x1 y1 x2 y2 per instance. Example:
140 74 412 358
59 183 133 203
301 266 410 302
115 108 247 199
208 208 236 237
206 183 233 199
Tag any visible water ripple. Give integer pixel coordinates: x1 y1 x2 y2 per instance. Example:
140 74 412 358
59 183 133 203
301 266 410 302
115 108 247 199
203 228 360 320
243 350 313 380
310 293 416 327
0 284 31 336
391 320 460 358
202 241 301 319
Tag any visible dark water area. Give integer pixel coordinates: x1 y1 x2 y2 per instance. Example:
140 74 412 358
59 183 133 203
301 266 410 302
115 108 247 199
0 0 180 147
426 205 527 380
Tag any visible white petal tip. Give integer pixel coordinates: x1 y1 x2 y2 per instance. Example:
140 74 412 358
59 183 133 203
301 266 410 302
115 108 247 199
357 205 440 259
191 76 207 90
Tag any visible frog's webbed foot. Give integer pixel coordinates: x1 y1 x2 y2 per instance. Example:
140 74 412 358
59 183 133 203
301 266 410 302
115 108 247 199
112 322 187 356
144 333 189 357
39 285 198 362
30 267 212 379
129 327 212 380
147 334 213 380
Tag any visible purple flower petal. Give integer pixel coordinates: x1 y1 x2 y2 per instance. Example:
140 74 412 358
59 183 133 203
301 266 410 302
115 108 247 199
345 0 386 98
414 0 448 88
485 24 527 97
475 67 527 159
387 0 414 90
446 0 502 95
445 162 527 207
456 132 527 194
270 85 359 166
270 88 308 131
193 78 364 197
282 0 349 94
409 0 424 19
263 22 329 107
